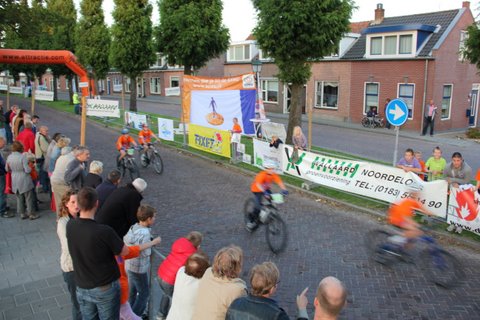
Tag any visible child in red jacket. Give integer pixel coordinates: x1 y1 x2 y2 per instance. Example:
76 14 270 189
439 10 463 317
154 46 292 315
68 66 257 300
156 231 203 318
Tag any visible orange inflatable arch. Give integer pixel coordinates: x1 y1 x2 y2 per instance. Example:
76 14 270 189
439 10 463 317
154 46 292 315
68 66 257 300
0 49 94 96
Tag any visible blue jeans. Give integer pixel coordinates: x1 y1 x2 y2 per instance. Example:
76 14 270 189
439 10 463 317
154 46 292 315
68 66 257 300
5 124 12 144
156 277 173 317
63 271 82 320
76 280 120 320
127 271 149 316
0 175 6 213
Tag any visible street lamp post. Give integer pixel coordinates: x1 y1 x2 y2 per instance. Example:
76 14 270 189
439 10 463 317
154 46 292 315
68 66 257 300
251 59 263 107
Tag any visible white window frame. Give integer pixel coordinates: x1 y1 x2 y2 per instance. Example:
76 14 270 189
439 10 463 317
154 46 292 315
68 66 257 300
261 78 279 104
227 44 251 62
56 77 61 90
150 77 161 94
441 84 453 120
459 30 468 61
397 83 415 120
49 78 54 91
366 31 417 58
125 77 131 93
170 76 180 88
314 81 339 109
363 82 380 114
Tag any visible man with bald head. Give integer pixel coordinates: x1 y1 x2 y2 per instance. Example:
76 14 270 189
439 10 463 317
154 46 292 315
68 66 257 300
296 276 347 320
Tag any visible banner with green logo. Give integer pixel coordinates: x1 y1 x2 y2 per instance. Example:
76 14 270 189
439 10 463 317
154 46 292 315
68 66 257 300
282 145 448 217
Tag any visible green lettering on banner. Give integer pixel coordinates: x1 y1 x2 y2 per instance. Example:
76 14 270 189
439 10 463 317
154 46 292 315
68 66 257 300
323 158 332 172
336 161 346 175
348 164 359 178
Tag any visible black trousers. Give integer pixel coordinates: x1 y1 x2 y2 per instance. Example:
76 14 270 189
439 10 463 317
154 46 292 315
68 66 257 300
422 116 434 135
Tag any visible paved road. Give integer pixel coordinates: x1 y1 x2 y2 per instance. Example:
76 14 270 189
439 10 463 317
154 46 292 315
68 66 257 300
0 96 479 319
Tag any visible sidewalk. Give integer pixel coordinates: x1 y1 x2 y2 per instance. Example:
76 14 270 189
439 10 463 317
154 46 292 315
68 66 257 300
0 193 72 320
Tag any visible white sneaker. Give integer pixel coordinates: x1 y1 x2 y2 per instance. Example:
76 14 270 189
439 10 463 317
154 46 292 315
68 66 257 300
455 226 463 234
245 221 257 232
446 224 455 232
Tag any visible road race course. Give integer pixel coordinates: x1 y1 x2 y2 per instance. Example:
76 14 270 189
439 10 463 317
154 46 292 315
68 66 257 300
7 96 480 319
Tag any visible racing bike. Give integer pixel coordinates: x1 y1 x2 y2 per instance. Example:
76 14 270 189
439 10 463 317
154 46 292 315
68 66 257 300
140 142 164 175
118 147 141 181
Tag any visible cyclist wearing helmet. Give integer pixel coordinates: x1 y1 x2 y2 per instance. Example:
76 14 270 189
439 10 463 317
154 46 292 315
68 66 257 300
247 161 288 231
116 128 137 165
138 124 161 160
387 182 433 242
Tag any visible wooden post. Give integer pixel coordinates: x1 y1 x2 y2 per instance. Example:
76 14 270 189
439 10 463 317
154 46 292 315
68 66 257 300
121 76 125 117
6 83 10 109
80 96 87 146
30 82 35 115
307 97 313 151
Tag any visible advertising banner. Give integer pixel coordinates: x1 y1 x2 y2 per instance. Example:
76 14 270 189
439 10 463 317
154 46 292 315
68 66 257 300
87 99 120 118
182 74 256 135
447 187 480 235
165 87 180 96
157 118 174 141
253 139 283 174
34 90 54 101
282 146 448 216
125 112 147 130
9 86 22 94
113 84 123 92
0 84 7 91
188 124 231 158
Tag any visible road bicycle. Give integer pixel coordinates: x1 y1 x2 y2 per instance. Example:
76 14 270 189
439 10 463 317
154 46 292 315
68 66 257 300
140 142 164 175
117 147 141 181
361 115 385 128
244 193 288 254
365 227 465 289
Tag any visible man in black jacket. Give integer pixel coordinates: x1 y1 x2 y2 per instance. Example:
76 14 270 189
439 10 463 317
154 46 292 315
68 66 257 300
95 169 121 210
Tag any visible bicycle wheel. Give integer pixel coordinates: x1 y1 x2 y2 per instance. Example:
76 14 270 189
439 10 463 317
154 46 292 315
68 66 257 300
140 152 149 168
361 117 370 128
126 160 141 181
418 248 465 289
365 230 396 265
243 198 257 225
265 211 288 254
152 153 164 175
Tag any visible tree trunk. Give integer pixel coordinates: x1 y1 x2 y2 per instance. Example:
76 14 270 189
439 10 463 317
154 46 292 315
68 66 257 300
53 77 58 101
184 65 192 76
130 77 138 112
286 83 304 144
68 76 73 105
74 76 79 94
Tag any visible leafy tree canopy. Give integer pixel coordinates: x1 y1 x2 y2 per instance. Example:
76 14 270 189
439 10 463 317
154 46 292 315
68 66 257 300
156 0 230 74
464 22 480 71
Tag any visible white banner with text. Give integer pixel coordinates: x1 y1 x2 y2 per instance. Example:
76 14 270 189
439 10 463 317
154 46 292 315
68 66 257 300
87 99 120 118
125 112 147 130
34 90 54 101
253 139 283 174
157 118 174 141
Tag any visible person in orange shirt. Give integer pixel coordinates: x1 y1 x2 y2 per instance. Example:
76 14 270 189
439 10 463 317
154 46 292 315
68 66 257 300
138 124 160 163
116 128 137 165
247 161 288 231
231 117 242 134
387 183 433 241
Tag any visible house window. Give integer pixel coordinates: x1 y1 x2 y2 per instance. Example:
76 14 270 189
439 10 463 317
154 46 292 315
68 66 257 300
384 36 397 55
49 78 54 91
261 79 278 103
113 78 121 85
364 82 379 114
315 81 339 109
399 35 413 54
370 37 382 55
441 84 452 119
56 77 61 90
228 44 251 61
170 76 180 88
125 77 131 93
459 30 468 61
398 83 415 119
150 78 161 94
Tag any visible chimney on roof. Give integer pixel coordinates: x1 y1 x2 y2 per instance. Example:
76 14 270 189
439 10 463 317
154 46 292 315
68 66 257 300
374 3 385 24
462 1 470 9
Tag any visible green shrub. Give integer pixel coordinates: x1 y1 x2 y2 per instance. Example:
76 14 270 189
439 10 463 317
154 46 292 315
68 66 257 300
466 128 480 139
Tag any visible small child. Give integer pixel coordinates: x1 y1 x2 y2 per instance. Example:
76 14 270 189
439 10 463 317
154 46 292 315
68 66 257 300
269 135 283 149
414 151 426 181
124 205 159 317
231 117 242 134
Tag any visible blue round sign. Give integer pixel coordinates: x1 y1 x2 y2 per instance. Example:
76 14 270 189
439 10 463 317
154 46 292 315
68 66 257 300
385 99 409 126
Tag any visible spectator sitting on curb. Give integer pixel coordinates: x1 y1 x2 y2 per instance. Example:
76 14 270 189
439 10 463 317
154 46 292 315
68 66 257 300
396 148 422 173
296 276 347 320
226 261 289 320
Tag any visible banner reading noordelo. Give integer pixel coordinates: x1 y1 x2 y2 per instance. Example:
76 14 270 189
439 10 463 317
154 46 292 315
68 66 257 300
188 124 231 158
282 145 448 217
87 99 120 118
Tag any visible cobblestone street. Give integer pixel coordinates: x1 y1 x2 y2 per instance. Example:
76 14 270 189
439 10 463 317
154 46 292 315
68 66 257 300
0 97 479 319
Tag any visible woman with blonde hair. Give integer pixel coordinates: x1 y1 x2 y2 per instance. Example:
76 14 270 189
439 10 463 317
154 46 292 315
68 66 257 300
56 189 81 320
193 245 246 319
292 126 307 150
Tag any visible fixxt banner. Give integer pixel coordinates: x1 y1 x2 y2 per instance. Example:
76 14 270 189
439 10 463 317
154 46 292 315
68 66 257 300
188 124 231 158
87 99 120 118
182 74 256 135
282 145 448 216
447 187 480 235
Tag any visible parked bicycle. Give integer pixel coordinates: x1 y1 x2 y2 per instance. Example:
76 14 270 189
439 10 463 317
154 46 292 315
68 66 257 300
140 142 164 175
244 193 288 254
361 115 385 128
365 227 465 288
118 147 141 181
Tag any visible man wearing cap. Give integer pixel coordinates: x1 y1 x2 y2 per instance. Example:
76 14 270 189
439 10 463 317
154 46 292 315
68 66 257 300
95 178 147 238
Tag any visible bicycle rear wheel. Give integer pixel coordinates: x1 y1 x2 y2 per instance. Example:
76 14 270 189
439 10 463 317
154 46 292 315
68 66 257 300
365 230 396 265
244 198 257 225
265 211 287 254
418 248 465 289
127 160 140 181
152 153 164 174
361 117 370 128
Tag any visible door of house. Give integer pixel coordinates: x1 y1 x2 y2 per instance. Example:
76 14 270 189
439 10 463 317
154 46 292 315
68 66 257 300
469 86 479 127
283 84 307 114
107 78 111 95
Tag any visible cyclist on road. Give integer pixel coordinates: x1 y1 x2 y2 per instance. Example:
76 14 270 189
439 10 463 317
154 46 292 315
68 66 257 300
387 183 434 245
116 128 137 166
247 161 288 231
138 124 161 162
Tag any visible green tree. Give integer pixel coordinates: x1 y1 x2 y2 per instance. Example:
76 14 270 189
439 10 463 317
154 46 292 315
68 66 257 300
110 0 155 111
252 0 354 143
76 0 110 86
155 0 230 75
46 0 77 101
464 3 480 71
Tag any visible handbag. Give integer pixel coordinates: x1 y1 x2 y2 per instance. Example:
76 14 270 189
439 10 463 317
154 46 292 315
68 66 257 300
5 171 13 194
